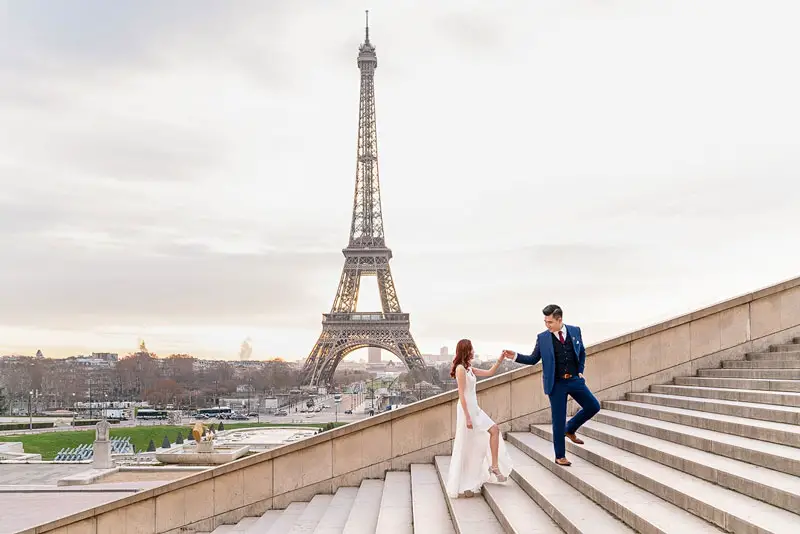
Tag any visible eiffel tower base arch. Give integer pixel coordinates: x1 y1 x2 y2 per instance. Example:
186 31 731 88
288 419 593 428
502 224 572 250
302 312 429 387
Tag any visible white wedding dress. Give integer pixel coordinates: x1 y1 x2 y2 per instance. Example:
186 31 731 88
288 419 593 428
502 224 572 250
446 366 513 498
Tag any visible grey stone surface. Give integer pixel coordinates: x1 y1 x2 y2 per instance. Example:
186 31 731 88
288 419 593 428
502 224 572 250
375 471 413 534
410 463 455 534
508 432 724 533
698 367 800 379
244 509 282 533
649 384 800 407
265 502 307 534
342 479 384 534
624 392 800 424
579 419 800 513
313 487 359 534
434 456 505 534
287 494 334 534
529 424 800 533
0 463 88 485
746 350 800 360
503 444 630 533
481 468 563 534
724 359 800 368
674 375 800 392
602 400 800 447
593 410 800 476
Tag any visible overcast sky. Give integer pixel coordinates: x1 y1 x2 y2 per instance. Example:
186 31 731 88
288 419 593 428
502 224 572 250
1 0 798 361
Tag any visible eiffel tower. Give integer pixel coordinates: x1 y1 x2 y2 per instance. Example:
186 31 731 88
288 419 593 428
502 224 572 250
301 12 427 387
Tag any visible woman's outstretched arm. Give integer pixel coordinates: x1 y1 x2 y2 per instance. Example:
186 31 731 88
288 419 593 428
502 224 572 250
472 354 505 377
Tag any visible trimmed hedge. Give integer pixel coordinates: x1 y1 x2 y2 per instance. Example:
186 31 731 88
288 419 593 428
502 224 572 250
0 422 54 431
71 419 121 427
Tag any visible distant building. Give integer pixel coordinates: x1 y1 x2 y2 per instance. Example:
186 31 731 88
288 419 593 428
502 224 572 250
92 352 119 362
368 347 381 363
422 347 452 365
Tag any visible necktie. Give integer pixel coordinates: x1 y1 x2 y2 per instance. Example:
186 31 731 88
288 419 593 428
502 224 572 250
558 331 565 344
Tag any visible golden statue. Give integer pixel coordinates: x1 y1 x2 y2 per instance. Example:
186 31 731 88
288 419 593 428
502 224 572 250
191 421 207 443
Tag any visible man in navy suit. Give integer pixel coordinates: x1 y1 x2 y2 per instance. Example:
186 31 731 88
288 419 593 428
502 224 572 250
503 304 600 466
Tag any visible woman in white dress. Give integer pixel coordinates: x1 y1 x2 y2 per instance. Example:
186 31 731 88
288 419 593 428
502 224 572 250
446 339 513 498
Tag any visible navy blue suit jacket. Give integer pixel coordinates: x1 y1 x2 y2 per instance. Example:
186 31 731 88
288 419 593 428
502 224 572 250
515 325 586 395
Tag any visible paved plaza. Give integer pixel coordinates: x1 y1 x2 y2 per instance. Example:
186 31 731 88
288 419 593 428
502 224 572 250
0 464 169 534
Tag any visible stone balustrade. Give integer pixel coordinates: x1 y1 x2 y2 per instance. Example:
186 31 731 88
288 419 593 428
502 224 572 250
23 276 800 534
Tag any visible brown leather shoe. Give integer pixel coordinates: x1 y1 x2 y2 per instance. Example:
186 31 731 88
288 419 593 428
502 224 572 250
565 432 584 445
555 457 572 466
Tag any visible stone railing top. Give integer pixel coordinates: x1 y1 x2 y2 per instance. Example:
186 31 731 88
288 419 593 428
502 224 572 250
586 274 800 354
27 273 800 534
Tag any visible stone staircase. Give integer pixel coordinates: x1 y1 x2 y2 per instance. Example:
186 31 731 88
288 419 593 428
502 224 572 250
201 339 800 533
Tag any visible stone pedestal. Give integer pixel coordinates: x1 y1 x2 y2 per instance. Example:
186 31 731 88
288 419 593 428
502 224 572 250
197 441 214 453
92 420 115 469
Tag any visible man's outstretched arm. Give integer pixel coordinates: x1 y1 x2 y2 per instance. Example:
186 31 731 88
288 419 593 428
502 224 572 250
504 338 541 366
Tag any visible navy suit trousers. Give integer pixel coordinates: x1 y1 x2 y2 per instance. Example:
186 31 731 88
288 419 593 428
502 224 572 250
549 377 600 459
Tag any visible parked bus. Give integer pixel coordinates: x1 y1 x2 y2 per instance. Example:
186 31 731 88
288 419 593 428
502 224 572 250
136 409 168 420
197 407 233 418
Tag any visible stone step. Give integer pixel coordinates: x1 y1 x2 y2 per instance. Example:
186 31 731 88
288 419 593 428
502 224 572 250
529 425 800 533
409 464 455 534
265 503 308 534
674 376 800 392
375 471 413 534
433 456 505 533
747 351 800 361
770 344 800 352
504 442 634 533
313 487 359 534
649 384 800 407
210 524 239 533
624 392 800 425
507 432 725 533
578 419 800 513
602 400 800 448
288 494 334 534
594 410 800 477
724 359 800 369
233 518 259 532
481 448 564 533
697 368 800 379
342 479 384 534
244 510 282 533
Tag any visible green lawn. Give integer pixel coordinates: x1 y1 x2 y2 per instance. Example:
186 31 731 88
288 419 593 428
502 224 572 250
0 422 342 460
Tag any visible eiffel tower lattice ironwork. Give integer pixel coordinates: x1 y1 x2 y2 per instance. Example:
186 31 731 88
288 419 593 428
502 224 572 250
301 13 427 387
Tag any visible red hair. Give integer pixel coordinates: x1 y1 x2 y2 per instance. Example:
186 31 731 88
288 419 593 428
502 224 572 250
450 339 474 378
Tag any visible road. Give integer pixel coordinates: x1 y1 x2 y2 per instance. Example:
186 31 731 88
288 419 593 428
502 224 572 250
0 385 381 435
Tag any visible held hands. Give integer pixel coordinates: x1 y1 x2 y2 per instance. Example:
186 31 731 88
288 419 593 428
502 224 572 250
501 349 515 360
466 415 473 429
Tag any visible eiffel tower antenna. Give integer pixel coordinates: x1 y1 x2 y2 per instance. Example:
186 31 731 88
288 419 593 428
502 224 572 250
301 14 428 388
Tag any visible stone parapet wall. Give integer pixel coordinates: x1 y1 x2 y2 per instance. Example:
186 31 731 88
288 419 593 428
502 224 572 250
24 276 800 534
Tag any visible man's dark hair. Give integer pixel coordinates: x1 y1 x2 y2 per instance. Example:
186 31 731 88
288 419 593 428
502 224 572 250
542 304 563 319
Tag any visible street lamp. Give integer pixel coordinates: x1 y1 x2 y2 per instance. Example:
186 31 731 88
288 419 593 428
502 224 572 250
334 397 341 424
28 390 33 430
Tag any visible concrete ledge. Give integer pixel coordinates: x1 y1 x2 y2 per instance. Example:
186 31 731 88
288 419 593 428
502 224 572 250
58 468 119 487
